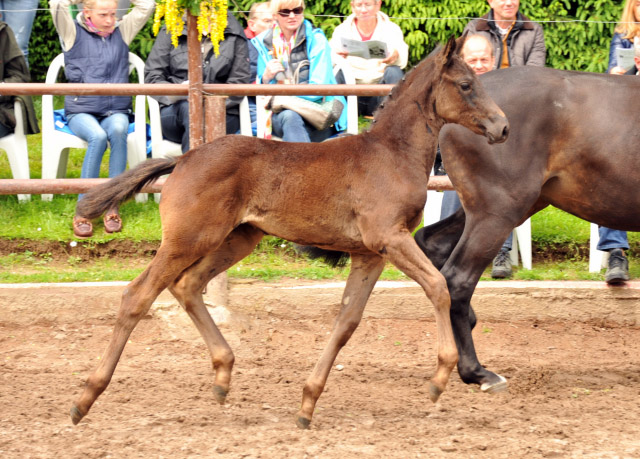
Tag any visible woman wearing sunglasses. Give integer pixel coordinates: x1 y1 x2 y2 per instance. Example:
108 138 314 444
251 0 347 141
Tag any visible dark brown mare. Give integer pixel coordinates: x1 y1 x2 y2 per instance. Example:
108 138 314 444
415 65 640 394
69 37 508 429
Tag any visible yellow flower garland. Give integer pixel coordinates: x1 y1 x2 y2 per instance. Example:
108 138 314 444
153 0 228 54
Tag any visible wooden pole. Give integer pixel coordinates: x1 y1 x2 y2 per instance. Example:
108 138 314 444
203 95 229 306
187 13 204 149
204 95 227 141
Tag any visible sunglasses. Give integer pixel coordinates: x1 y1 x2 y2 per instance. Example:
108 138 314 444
277 7 304 17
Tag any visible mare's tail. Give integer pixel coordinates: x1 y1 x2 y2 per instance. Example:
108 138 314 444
76 157 179 219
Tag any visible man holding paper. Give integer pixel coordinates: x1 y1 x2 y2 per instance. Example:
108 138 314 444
329 0 408 116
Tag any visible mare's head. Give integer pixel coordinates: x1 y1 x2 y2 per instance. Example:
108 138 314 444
400 35 509 144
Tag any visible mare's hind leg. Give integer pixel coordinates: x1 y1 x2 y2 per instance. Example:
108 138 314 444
296 253 385 429
70 248 203 425
377 231 458 403
168 224 263 404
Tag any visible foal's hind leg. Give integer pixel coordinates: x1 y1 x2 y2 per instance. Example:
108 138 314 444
70 248 203 424
168 225 264 404
379 231 458 403
296 253 385 429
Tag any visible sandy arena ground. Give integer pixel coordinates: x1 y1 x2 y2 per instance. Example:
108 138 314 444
1 279 639 458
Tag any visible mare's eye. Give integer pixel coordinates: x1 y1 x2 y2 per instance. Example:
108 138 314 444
460 82 471 91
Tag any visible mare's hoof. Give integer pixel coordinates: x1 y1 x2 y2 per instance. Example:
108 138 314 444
70 405 85 425
212 385 228 404
296 416 311 430
428 382 443 403
480 375 508 394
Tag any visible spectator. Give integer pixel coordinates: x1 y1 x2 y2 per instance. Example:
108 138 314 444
244 2 273 40
463 0 546 278
244 2 274 134
596 15 640 284
464 0 545 70
329 0 408 117
0 0 39 67
252 0 347 141
607 0 640 75
0 19 39 141
145 11 251 152
50 0 154 238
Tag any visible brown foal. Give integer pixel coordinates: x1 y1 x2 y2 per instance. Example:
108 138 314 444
69 36 508 429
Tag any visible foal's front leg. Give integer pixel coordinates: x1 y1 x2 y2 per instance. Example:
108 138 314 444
382 230 458 403
296 253 385 429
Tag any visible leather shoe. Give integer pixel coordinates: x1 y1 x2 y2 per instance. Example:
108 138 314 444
103 212 122 233
73 216 93 238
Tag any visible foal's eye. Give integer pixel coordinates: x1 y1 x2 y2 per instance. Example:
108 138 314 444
460 82 471 91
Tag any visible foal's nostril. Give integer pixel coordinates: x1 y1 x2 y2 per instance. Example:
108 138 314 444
502 125 509 139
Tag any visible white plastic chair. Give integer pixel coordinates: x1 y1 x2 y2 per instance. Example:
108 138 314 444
41 52 148 201
589 223 608 272
147 95 252 202
423 174 532 270
255 60 358 139
0 98 30 202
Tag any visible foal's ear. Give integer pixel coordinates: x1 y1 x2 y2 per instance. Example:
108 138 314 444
441 35 459 67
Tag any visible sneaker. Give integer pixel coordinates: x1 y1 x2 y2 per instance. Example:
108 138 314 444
491 249 512 279
605 248 629 284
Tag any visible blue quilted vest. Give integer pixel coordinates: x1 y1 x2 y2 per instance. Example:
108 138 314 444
64 24 132 117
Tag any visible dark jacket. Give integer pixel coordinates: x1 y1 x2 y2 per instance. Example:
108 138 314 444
464 11 546 68
0 21 39 134
145 12 251 115
64 25 132 116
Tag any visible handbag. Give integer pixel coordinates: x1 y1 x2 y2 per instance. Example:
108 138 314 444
267 96 344 130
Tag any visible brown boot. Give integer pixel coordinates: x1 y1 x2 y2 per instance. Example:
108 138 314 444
103 208 122 234
73 216 93 238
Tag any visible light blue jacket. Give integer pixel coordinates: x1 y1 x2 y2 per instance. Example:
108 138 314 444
251 20 347 132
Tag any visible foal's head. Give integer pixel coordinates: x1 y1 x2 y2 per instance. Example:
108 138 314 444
432 35 509 144
382 35 509 145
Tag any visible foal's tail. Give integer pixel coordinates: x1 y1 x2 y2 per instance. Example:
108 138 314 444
76 157 179 219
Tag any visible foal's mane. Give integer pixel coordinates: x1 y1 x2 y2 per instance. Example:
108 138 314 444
370 44 444 125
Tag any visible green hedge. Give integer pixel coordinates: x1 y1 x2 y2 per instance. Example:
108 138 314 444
28 0 623 82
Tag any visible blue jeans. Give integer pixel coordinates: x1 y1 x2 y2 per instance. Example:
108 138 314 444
597 227 629 251
440 189 513 252
271 109 335 143
160 100 240 153
0 0 38 66
68 112 129 198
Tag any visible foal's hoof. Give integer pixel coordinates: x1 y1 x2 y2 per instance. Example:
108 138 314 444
480 375 508 394
212 385 228 404
295 416 311 430
70 405 85 425
428 382 443 403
